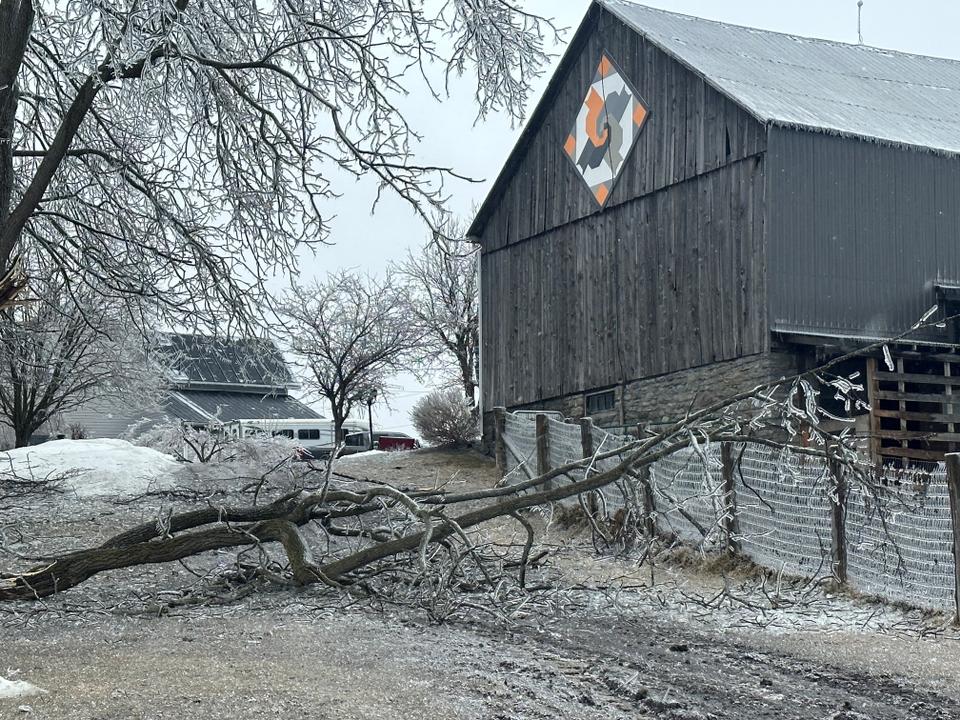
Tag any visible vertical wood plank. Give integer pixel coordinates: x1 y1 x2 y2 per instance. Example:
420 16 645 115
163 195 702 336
897 357 907 468
536 413 551 478
866 358 882 466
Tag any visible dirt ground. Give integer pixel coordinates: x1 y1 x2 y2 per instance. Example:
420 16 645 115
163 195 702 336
2 449 960 719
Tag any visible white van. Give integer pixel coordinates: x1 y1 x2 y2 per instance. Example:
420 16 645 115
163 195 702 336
227 419 368 459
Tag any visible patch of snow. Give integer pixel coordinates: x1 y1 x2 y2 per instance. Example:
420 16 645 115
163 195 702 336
343 450 388 459
340 449 418 464
0 439 180 497
0 676 46 699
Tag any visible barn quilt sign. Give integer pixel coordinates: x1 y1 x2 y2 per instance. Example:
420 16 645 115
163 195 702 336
564 53 649 207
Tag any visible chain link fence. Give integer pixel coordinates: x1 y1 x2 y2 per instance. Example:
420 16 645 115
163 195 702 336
497 410 959 614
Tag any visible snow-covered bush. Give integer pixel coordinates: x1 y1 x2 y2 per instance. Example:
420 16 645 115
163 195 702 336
410 388 478 447
130 419 229 463
129 418 300 467
230 432 300 468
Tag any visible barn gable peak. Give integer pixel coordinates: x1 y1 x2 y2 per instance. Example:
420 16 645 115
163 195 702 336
470 0 960 239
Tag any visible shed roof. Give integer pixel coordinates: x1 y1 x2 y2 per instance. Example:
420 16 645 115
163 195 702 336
165 390 321 424
603 0 960 154
157 333 293 390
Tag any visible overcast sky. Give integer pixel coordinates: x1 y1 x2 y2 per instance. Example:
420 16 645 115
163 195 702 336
298 0 960 435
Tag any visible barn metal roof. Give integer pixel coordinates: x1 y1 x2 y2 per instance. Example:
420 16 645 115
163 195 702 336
603 0 960 155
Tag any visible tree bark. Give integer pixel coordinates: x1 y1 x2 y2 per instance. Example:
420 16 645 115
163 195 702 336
12 407 33 448
0 519 325 600
331 401 346 445
0 0 35 272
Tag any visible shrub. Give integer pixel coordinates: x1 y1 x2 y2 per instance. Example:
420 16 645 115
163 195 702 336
130 419 229 463
129 419 301 466
410 388 478 447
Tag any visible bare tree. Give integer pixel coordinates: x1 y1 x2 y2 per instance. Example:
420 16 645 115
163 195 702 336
0 1 556 327
275 271 421 443
0 260 164 447
401 222 479 405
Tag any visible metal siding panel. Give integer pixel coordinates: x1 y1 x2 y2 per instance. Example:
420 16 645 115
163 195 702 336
56 399 158 439
769 127 960 340
166 391 320 422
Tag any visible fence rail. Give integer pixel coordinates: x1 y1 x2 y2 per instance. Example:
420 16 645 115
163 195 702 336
493 408 960 618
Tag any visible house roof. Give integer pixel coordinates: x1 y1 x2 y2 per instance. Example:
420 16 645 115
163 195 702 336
157 333 293 390
469 0 960 237
165 390 321 424
603 0 960 154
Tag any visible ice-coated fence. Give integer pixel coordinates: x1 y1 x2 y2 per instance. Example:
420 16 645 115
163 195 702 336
733 446 835 579
846 479 956 609
502 412 633 484
649 447 725 546
496 409 960 614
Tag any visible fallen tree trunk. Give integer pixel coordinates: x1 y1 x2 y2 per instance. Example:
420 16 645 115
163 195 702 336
0 421 852 604
0 518 336 600
0 437 667 602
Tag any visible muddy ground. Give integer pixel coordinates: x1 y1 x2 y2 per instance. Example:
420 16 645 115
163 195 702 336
2 449 959 719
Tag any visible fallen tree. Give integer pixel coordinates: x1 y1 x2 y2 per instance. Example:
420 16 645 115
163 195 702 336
1 313 946 606
0 392 854 604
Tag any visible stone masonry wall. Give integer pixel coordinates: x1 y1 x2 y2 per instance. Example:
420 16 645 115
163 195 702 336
482 351 800 445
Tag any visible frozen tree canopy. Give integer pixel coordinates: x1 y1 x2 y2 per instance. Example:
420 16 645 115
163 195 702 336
0 0 555 327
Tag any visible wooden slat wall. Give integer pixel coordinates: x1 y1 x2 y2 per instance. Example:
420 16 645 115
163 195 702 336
480 155 768 410
479 9 767 253
477 8 770 412
868 355 960 464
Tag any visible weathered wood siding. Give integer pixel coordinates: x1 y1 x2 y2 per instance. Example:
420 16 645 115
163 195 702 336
479 8 769 412
479 8 767 253
767 127 960 341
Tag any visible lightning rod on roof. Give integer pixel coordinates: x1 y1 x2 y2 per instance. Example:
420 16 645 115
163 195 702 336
857 1 864 45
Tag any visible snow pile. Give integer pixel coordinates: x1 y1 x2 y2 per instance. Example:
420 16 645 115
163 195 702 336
0 676 46 699
0 439 180 497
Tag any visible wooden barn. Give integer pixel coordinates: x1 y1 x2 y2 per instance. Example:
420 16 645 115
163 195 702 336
469 0 960 465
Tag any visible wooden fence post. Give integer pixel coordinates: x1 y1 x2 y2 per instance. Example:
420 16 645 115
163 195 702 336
637 465 656 539
579 417 597 513
579 416 594 460
828 454 848 585
944 453 960 624
720 443 740 553
494 407 507 478
535 414 551 488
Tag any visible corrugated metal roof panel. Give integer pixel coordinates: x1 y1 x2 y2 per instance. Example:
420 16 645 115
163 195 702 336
157 334 293 388
603 0 960 155
165 391 321 423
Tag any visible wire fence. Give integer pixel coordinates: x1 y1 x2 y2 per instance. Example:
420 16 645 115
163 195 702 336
498 410 959 614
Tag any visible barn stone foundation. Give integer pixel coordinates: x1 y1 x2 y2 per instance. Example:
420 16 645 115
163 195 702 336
481 351 800 449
